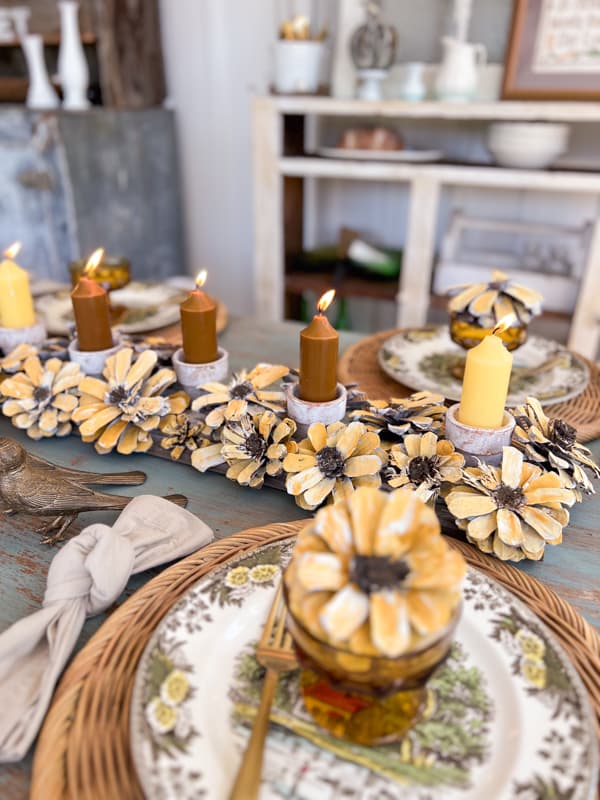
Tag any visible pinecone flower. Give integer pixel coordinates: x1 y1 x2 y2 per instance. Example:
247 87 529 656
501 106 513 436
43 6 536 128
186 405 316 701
191 363 289 429
283 420 384 510
0 343 39 375
512 396 600 498
72 348 188 454
159 411 208 460
0 355 81 439
191 409 297 488
447 269 543 328
385 432 465 501
354 390 446 442
445 446 576 562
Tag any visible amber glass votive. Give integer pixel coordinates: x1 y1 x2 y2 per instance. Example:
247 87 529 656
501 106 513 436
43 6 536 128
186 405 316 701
450 312 528 352
284 585 461 746
69 256 131 292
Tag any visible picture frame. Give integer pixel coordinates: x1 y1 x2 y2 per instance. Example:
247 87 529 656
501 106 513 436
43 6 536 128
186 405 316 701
502 0 600 100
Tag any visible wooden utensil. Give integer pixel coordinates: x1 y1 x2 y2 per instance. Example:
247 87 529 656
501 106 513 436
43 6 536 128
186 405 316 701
228 580 296 800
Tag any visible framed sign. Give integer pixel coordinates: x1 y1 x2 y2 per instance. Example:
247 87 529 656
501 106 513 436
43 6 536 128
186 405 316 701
502 0 600 100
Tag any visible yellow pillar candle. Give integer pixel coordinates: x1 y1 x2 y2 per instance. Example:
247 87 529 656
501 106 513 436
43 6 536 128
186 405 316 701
0 242 36 329
458 318 514 429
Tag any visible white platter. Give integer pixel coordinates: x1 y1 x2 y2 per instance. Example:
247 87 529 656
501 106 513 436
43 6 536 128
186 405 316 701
316 146 443 162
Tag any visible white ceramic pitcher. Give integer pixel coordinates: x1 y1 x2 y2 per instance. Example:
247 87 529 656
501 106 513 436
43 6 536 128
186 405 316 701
435 37 486 102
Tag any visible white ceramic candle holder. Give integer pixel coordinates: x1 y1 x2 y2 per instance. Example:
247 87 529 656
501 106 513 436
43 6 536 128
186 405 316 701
172 347 229 398
285 382 347 436
0 319 47 354
445 403 515 466
68 336 120 375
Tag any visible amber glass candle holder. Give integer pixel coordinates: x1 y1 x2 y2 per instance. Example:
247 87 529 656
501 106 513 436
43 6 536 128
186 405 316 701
450 312 527 352
284 586 461 746
69 256 131 292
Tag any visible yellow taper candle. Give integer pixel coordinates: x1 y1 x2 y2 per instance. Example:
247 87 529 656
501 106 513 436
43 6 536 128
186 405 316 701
0 242 36 328
458 316 514 429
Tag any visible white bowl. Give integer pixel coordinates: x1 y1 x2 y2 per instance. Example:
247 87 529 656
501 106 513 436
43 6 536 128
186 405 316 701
487 122 569 169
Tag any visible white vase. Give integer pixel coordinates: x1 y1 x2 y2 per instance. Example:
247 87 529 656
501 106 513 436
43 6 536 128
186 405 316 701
356 68 387 101
435 37 487 102
21 34 59 109
398 62 426 101
58 0 90 110
274 41 324 94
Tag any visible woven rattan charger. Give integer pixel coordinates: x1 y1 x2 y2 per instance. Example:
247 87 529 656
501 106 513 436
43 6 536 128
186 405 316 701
31 520 600 800
338 328 600 443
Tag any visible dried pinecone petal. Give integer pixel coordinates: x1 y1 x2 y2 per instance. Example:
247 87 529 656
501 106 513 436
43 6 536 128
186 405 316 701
353 390 446 442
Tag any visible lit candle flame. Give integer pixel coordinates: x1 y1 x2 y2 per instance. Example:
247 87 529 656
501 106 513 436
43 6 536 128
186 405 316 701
3 242 22 260
195 270 208 289
317 289 335 313
492 314 517 336
84 248 105 277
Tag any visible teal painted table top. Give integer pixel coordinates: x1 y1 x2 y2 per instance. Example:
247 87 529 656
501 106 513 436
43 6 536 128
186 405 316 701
0 316 598 798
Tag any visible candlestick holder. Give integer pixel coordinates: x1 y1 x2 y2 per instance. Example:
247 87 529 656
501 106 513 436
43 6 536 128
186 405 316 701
0 319 47 355
445 403 515 466
172 347 229 398
285 382 347 436
68 336 121 375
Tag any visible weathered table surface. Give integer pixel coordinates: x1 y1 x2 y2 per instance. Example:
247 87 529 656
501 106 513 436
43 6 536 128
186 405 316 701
0 316 598 798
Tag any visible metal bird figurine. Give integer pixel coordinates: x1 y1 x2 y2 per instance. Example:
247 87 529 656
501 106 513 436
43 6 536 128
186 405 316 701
0 437 188 544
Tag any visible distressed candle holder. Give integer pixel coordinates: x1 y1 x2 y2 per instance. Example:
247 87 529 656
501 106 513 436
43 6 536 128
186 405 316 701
286 382 347 437
445 403 515 466
0 319 47 355
172 347 229 398
68 335 121 375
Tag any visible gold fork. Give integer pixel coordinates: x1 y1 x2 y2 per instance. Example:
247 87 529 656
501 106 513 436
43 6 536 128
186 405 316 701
228 580 296 800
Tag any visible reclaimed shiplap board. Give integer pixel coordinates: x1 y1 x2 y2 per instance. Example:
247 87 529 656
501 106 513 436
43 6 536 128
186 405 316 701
0 107 184 282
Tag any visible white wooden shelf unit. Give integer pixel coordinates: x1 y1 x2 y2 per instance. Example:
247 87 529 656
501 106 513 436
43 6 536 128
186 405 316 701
253 95 600 359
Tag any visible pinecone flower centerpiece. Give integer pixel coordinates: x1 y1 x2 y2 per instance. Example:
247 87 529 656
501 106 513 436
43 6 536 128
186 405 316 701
285 487 466 658
283 420 384 510
72 348 188 454
191 409 297 488
512 396 600 498
445 446 576 562
353 390 446 442
0 355 81 439
447 269 543 350
385 432 465 501
191 363 289 429
0 343 39 375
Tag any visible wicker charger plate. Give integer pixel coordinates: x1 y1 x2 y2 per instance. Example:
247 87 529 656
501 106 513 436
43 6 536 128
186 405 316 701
339 328 600 443
31 521 600 800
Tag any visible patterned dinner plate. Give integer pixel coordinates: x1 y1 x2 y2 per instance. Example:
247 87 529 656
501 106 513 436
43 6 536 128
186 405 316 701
34 282 227 336
130 539 598 800
378 326 590 407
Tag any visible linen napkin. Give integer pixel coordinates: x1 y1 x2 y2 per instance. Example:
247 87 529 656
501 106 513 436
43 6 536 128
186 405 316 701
0 495 213 762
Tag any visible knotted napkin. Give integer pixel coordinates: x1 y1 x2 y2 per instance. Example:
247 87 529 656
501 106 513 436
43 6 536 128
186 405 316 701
0 495 213 762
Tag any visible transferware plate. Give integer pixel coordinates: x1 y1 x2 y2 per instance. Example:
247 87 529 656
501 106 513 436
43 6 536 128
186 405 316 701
130 538 598 800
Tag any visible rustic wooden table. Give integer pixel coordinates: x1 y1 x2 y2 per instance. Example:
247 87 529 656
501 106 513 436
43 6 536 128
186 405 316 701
0 317 598 798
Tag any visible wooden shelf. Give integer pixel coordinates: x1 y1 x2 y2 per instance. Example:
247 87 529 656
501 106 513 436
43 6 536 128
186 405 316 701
270 95 600 123
0 32 96 47
285 270 398 301
279 157 600 192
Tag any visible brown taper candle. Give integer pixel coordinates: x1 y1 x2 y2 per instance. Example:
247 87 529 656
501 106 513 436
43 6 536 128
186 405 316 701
299 289 338 402
180 270 218 364
70 248 114 352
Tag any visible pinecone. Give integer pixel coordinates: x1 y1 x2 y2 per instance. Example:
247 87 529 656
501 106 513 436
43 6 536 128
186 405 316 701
353 390 446 442
512 396 600 497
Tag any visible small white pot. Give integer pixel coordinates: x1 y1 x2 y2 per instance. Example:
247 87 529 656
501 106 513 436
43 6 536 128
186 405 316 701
172 348 229 398
285 382 347 437
445 403 515 466
0 319 47 354
68 336 120 375
274 41 324 94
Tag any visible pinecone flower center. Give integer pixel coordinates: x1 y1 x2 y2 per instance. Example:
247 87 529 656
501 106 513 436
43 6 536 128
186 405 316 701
244 431 267 460
494 484 525 510
230 380 254 399
32 386 51 406
316 445 346 479
550 418 576 451
350 555 410 594
408 455 439 484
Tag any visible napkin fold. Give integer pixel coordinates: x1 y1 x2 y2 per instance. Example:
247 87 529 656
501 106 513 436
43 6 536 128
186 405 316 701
0 495 213 762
